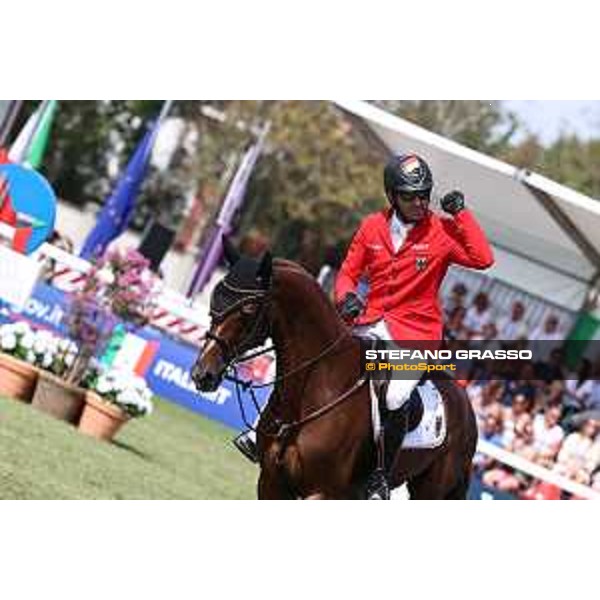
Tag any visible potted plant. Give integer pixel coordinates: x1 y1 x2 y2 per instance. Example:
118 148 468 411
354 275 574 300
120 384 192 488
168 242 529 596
79 367 154 441
0 322 40 402
31 247 157 425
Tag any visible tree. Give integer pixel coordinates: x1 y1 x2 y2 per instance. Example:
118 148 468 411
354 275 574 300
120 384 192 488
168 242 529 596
373 100 521 155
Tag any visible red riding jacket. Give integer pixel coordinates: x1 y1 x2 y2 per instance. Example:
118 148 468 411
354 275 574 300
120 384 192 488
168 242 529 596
335 208 494 341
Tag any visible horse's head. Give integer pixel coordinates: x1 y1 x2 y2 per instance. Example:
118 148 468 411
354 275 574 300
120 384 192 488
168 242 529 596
192 238 273 392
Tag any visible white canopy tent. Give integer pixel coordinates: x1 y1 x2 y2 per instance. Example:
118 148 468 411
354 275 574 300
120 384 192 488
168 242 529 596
334 100 600 312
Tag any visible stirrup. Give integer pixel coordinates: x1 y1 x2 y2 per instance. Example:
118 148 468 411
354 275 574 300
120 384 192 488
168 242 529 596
233 431 259 463
366 468 390 500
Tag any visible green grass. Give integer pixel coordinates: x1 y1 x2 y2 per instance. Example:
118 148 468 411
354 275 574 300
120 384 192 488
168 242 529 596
0 396 257 499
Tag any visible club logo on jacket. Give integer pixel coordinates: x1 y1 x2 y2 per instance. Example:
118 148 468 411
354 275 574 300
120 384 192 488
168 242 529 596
416 256 428 271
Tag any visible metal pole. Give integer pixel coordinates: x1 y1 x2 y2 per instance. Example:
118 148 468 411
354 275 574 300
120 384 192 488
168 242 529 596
0 101 23 147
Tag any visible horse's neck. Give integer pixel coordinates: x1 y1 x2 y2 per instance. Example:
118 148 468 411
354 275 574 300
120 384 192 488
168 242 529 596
272 265 343 360
269 266 353 418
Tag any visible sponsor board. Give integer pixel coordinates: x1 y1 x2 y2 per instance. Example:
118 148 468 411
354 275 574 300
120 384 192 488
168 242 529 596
0 281 270 430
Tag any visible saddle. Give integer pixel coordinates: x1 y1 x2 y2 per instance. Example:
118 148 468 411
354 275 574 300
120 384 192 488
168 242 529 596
369 366 447 451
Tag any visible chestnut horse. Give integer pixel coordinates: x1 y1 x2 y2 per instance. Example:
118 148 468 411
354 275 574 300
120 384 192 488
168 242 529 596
192 244 477 499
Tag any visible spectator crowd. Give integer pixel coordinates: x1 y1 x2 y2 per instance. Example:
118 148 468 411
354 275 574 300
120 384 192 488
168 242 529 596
443 282 600 499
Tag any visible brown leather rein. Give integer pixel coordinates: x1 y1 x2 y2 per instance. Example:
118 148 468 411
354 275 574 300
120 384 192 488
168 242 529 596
211 280 368 442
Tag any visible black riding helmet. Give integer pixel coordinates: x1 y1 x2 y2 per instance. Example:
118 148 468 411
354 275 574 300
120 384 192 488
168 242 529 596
383 153 433 202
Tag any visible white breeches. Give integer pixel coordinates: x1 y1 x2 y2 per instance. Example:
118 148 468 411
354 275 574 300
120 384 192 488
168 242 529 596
353 320 421 411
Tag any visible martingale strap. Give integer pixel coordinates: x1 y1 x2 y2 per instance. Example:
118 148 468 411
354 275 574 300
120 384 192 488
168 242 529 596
224 329 360 438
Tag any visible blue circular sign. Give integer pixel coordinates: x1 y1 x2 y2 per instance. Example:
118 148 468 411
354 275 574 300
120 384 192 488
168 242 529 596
0 163 56 254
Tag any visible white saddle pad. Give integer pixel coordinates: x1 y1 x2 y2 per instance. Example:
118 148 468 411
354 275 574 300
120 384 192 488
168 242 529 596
370 379 447 450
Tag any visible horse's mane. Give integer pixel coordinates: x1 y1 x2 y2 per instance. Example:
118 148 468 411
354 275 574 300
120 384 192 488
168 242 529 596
272 258 341 322
272 257 310 275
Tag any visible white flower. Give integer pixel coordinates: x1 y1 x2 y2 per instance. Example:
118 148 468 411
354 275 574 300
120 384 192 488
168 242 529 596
142 397 154 415
33 338 47 355
65 352 75 367
95 376 113 395
14 322 31 335
25 350 36 364
42 353 54 368
117 388 136 403
58 338 71 352
1 333 17 351
21 332 35 350
96 268 116 286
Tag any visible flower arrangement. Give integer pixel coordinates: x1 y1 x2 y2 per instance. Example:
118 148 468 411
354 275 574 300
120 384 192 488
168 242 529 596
65 247 158 384
0 321 78 376
85 366 154 417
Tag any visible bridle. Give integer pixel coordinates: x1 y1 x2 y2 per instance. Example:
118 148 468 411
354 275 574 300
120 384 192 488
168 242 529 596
198 270 367 445
205 279 272 369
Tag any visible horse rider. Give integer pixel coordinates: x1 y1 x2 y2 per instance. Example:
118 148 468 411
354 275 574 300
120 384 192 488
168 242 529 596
232 153 494 498
335 153 494 499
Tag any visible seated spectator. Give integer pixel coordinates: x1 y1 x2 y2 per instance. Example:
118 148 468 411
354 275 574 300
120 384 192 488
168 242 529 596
483 413 534 494
469 379 505 423
443 282 468 320
584 359 600 412
502 393 534 448
535 347 565 384
473 404 504 472
563 359 594 417
502 363 540 406
481 404 505 445
464 292 494 340
531 405 565 468
445 306 468 341
507 413 535 459
529 314 563 363
470 321 499 344
497 300 529 342
554 419 599 485
566 364 600 431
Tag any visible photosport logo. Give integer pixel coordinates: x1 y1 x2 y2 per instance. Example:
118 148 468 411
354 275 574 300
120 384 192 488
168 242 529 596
0 163 57 254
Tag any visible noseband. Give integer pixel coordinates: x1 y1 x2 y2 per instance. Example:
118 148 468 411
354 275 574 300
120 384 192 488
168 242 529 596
206 279 272 367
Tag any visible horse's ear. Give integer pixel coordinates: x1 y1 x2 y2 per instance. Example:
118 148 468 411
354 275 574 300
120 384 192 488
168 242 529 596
257 250 273 284
222 235 241 266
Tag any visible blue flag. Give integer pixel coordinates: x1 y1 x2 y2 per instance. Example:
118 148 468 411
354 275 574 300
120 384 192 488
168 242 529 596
80 102 172 260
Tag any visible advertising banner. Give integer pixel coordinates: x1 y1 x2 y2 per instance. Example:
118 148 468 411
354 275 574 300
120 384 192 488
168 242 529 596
0 281 270 430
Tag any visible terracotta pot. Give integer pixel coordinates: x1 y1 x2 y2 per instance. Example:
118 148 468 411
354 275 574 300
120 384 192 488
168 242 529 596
0 353 39 403
78 392 129 441
31 371 86 424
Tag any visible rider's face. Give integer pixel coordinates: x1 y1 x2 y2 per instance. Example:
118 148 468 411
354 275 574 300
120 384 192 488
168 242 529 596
393 191 430 223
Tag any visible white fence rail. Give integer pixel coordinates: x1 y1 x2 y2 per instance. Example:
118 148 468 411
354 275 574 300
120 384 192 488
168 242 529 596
477 439 600 500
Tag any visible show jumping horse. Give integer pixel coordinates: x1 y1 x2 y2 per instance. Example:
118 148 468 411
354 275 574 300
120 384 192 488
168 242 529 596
192 242 478 499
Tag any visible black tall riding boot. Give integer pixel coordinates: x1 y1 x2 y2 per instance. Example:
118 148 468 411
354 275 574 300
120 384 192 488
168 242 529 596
366 407 408 500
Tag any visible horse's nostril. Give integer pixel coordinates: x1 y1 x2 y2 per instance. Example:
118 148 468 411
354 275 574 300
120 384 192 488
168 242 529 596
191 364 221 393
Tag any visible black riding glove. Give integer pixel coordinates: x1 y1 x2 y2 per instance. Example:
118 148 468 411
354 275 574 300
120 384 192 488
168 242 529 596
338 292 364 321
440 190 465 215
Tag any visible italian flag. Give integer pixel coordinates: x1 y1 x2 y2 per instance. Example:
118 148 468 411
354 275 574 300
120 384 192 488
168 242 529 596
8 100 58 169
101 325 159 377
